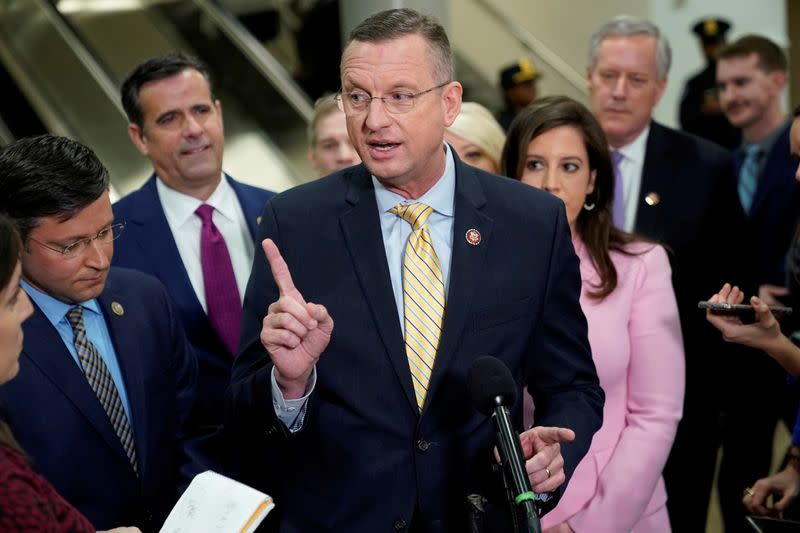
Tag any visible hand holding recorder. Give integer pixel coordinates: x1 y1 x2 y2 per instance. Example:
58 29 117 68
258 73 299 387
703 283 800 376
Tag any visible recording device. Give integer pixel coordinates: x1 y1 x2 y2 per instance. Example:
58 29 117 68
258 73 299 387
467 356 542 533
698 300 793 321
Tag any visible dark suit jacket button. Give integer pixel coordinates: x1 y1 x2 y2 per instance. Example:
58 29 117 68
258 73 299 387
417 439 430 451
394 518 407 530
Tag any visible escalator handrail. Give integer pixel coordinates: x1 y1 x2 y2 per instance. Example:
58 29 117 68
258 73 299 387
192 0 314 122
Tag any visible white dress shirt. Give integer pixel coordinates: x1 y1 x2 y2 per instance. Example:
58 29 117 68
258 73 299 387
156 175 255 309
613 125 650 233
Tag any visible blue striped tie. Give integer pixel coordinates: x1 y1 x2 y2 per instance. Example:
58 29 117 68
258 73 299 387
66 306 138 473
390 203 445 411
738 144 762 214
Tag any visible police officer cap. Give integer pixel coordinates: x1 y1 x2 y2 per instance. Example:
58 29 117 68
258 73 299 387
692 18 731 44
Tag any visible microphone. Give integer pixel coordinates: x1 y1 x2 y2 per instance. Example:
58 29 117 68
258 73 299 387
468 356 542 533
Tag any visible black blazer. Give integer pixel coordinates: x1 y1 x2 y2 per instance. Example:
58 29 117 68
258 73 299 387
228 155 604 532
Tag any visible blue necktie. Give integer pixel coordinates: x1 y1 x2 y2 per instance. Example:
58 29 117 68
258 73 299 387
738 144 762 214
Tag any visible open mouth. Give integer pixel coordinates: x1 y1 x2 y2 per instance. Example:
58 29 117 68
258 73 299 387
181 144 210 156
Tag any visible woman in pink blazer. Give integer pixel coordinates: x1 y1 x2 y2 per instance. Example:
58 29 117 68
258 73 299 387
502 96 685 532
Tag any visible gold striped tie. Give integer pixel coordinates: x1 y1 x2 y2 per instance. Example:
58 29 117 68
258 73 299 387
390 202 445 411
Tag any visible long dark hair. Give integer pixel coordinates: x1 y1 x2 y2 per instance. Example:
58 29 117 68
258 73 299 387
501 95 641 299
0 213 25 455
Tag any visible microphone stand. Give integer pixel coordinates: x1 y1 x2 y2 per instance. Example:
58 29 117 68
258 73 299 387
492 397 542 533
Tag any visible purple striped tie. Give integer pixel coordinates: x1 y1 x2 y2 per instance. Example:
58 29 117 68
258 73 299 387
196 204 242 357
611 150 625 228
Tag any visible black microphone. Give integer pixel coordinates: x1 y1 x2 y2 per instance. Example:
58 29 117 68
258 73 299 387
467 356 542 533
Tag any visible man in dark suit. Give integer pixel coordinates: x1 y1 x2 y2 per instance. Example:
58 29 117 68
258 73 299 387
715 35 800 532
587 15 747 532
112 53 274 450
228 8 603 532
0 135 206 532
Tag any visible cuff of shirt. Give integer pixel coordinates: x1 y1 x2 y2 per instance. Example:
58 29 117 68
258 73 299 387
271 366 316 432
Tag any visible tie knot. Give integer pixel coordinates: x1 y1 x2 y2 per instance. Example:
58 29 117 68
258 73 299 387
611 150 624 166
195 203 215 223
390 203 433 231
744 144 762 159
66 305 85 330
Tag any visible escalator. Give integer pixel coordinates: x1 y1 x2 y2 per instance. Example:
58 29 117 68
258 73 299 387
0 0 313 195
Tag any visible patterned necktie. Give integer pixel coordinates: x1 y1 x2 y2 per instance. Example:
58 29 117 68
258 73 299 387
611 150 625 228
66 306 137 473
389 202 446 411
739 144 762 214
196 204 242 357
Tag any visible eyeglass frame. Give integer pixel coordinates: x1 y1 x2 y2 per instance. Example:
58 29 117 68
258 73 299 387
335 81 452 116
28 222 126 257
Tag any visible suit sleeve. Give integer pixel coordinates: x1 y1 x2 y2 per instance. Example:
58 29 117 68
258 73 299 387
157 280 211 490
228 200 290 442
525 205 605 494
568 245 685 532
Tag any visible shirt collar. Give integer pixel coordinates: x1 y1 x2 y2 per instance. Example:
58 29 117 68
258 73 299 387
21 278 102 328
155 173 237 226
614 124 651 165
373 143 456 217
742 119 789 155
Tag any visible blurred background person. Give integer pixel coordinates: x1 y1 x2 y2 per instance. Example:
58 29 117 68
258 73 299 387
444 101 505 174
705 106 800 523
0 213 140 533
585 16 746 531
496 58 539 130
679 17 740 149
307 93 360 176
715 34 800 532
503 95 684 532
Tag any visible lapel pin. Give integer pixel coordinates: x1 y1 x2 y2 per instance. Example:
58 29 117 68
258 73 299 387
465 228 481 246
645 192 660 206
111 302 124 316
256 216 262 225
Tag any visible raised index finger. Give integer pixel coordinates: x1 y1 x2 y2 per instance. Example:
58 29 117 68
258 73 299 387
262 238 299 298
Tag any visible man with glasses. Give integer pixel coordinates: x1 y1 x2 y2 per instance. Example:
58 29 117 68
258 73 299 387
0 134 208 531
229 8 603 532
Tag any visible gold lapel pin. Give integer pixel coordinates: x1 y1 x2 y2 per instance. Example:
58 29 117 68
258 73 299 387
256 216 262 225
466 228 481 246
645 192 661 206
111 302 124 316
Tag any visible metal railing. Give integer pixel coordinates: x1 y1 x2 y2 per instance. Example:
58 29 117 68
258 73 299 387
472 0 587 95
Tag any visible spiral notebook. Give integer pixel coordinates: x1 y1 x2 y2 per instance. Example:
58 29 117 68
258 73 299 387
160 470 275 533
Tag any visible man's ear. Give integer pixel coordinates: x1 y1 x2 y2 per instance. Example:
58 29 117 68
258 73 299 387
442 81 463 127
127 123 148 156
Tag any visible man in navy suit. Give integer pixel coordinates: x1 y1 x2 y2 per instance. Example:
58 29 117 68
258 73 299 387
112 53 274 451
0 135 206 532
586 16 751 532
716 35 800 532
229 9 603 532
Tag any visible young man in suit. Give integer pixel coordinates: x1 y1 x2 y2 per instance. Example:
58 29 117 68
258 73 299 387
229 8 604 532
715 34 800 532
0 135 207 532
112 53 274 451
586 15 749 532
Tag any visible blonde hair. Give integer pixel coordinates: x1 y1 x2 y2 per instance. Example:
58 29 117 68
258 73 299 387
446 102 506 169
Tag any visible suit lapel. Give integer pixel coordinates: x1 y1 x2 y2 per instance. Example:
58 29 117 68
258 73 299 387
338 167 417 413
22 302 131 467
423 160 492 414
97 278 148 474
636 122 671 235
227 174 265 239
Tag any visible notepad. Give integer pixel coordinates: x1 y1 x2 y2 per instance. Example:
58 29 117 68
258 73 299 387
160 470 275 533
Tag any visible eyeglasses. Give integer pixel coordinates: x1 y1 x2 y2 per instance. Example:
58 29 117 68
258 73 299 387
335 81 451 116
29 222 126 257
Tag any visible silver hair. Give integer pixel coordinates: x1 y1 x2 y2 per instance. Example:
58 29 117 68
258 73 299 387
588 15 671 80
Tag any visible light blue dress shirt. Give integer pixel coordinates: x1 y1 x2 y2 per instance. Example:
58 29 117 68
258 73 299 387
272 144 457 428
21 279 133 422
